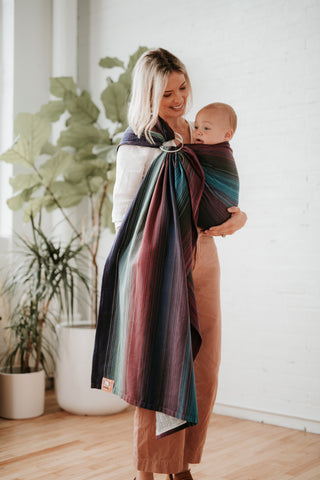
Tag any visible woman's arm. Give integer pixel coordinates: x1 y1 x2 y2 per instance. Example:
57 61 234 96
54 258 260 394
112 145 159 229
204 206 247 237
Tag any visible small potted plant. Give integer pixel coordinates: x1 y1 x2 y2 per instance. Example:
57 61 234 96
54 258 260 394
0 216 88 419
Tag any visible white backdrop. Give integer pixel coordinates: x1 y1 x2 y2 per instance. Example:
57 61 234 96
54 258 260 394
1 0 319 432
79 0 320 432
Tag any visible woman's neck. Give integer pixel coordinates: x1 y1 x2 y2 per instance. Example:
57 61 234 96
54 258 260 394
163 116 184 131
162 116 190 143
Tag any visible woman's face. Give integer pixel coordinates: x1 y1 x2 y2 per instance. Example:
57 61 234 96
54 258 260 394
159 71 189 121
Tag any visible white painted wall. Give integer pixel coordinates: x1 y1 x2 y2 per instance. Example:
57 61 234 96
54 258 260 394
12 0 53 234
0 0 53 359
1 0 319 432
78 0 320 431
13 0 52 116
0 0 14 237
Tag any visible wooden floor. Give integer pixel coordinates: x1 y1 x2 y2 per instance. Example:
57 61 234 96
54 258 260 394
0 390 319 480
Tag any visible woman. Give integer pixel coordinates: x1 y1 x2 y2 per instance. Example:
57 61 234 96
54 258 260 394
112 48 247 480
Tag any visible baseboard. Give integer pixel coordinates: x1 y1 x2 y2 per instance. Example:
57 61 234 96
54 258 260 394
213 403 320 434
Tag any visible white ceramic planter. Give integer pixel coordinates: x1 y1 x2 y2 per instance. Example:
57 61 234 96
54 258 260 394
0 367 45 419
55 323 128 415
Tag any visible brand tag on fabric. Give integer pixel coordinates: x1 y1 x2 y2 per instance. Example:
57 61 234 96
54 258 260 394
101 377 114 393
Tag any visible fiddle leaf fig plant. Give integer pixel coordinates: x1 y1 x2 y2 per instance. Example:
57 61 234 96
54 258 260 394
0 46 148 327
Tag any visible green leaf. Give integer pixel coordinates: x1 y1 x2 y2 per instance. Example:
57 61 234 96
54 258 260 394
98 129 112 145
88 176 104 193
64 159 106 184
16 113 51 159
64 90 100 125
41 141 58 156
92 144 116 163
38 151 74 186
15 113 51 158
49 181 88 208
76 143 96 161
39 100 65 122
0 137 31 168
127 46 149 72
118 70 132 91
106 163 116 183
99 56 125 69
7 187 39 211
92 144 109 155
0 113 51 168
101 82 129 125
113 125 127 138
58 124 104 149
9 172 40 192
23 196 52 221
101 195 114 230
50 77 77 99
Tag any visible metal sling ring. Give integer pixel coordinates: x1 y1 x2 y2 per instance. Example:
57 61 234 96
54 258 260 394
160 132 184 153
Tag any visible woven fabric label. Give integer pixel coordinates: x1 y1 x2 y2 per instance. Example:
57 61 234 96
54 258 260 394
101 377 114 393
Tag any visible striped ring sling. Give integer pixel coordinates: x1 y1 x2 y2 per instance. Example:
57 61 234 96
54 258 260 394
91 117 239 438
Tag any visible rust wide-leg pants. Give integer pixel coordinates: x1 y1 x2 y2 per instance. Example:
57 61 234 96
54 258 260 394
133 234 222 474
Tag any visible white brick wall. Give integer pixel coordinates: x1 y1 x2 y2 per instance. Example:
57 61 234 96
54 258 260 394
3 0 317 430
80 0 320 430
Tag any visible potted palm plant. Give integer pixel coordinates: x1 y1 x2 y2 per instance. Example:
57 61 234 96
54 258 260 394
0 47 147 415
0 216 88 419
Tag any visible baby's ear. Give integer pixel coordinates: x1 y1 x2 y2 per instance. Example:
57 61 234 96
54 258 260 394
224 129 234 141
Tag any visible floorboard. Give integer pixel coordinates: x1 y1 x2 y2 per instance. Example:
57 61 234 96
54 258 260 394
0 390 319 479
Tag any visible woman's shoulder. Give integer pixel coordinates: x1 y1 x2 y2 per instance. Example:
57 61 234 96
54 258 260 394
117 143 159 166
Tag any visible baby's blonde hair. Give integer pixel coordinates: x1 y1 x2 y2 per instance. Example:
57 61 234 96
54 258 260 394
128 48 192 142
202 102 237 133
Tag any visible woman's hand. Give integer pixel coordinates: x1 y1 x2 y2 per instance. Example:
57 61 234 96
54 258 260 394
204 206 247 237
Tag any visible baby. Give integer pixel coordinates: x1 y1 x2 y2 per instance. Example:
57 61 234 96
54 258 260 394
192 102 239 233
192 102 237 145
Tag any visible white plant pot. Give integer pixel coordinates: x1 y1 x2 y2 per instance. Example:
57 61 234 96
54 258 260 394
0 367 45 419
55 323 128 415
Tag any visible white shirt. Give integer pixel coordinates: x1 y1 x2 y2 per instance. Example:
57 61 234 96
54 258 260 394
112 145 160 228
112 122 193 229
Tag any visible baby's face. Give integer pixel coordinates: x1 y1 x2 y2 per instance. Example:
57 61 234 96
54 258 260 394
193 109 231 145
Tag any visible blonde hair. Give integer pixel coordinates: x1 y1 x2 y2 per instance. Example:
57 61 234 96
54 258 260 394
128 48 192 142
201 102 238 133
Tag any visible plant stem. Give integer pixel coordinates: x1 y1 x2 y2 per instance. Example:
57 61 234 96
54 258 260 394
96 180 109 259
35 298 49 371
91 255 98 327
44 185 80 236
35 317 44 372
90 179 109 327
24 335 32 373
32 164 81 238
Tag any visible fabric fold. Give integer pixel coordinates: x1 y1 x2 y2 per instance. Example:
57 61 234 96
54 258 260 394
91 118 239 437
